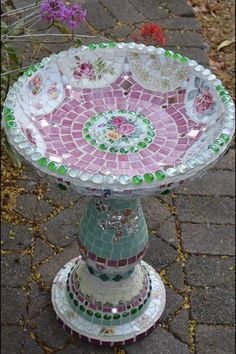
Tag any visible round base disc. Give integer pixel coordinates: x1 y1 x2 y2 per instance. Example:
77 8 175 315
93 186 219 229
52 257 166 346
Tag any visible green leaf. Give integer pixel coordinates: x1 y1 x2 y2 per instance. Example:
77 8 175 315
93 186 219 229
53 21 70 34
4 44 21 66
1 21 8 34
8 20 25 36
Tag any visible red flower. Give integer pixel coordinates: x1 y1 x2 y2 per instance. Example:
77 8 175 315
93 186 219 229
131 23 166 46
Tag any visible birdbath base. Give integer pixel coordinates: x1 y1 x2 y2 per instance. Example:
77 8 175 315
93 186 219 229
52 258 166 346
51 197 166 346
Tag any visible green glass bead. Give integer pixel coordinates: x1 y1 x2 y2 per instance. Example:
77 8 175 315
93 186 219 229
38 157 49 166
208 144 220 153
85 121 92 127
165 50 173 57
86 310 93 316
122 312 129 317
214 138 225 147
85 134 92 140
137 142 147 149
130 146 139 153
3 107 14 115
69 292 73 299
219 90 228 96
149 125 155 130
73 300 78 306
25 70 33 76
83 128 89 134
6 121 17 129
138 304 143 310
88 44 96 50
36 63 44 69
104 314 111 320
147 130 155 137
161 189 170 195
99 43 107 48
173 53 182 60
180 56 188 63
113 314 121 320
4 114 15 122
90 115 99 122
120 147 129 154
57 165 68 175
155 170 165 180
95 312 102 318
143 118 151 125
48 161 58 171
99 143 107 151
216 85 225 91
108 41 116 48
131 308 137 315
58 183 67 190
90 139 97 146
79 305 85 312
110 147 118 153
220 133 230 142
132 175 143 185
144 173 154 183
29 65 38 72
137 114 145 119
222 95 231 102
118 109 127 114
144 137 153 144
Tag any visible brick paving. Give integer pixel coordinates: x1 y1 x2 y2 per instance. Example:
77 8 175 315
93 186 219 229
1 1 235 353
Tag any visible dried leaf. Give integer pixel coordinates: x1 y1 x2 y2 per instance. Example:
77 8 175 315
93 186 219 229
217 38 235 51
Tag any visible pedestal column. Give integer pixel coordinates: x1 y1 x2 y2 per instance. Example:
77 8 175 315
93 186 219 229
52 198 166 346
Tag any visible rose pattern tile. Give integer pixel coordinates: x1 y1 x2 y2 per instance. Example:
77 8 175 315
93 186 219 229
72 56 115 81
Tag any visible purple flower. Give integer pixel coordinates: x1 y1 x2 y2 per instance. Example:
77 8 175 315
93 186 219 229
40 0 87 30
64 4 87 30
40 0 65 22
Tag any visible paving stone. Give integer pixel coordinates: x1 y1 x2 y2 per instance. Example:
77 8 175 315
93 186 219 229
35 199 54 220
160 287 183 323
177 171 235 196
1 254 31 287
85 0 116 30
168 47 209 66
39 199 88 247
38 241 79 286
144 236 177 271
1 287 27 324
23 334 44 354
15 194 37 219
34 305 70 349
175 196 235 224
181 223 235 255
142 197 172 230
28 283 51 319
125 325 191 354
129 0 169 20
212 149 235 170
196 325 235 354
186 255 235 287
32 237 54 265
155 216 178 247
162 0 195 17
169 309 190 345
157 16 201 30
58 342 112 353
100 0 144 24
43 183 81 208
166 31 205 48
1 325 25 354
166 262 185 291
111 26 134 40
190 287 235 324
1 223 32 250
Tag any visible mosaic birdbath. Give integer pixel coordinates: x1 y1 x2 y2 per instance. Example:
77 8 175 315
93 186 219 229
3 42 235 346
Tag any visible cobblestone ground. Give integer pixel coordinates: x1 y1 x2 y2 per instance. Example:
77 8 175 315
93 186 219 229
1 1 235 353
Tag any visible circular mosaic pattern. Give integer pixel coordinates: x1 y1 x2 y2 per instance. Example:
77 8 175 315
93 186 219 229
82 110 156 154
52 257 166 346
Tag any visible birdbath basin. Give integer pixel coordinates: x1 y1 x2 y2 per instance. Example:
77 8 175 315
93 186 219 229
3 42 235 346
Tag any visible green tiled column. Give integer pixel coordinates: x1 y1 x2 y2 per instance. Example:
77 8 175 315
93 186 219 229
79 198 149 266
